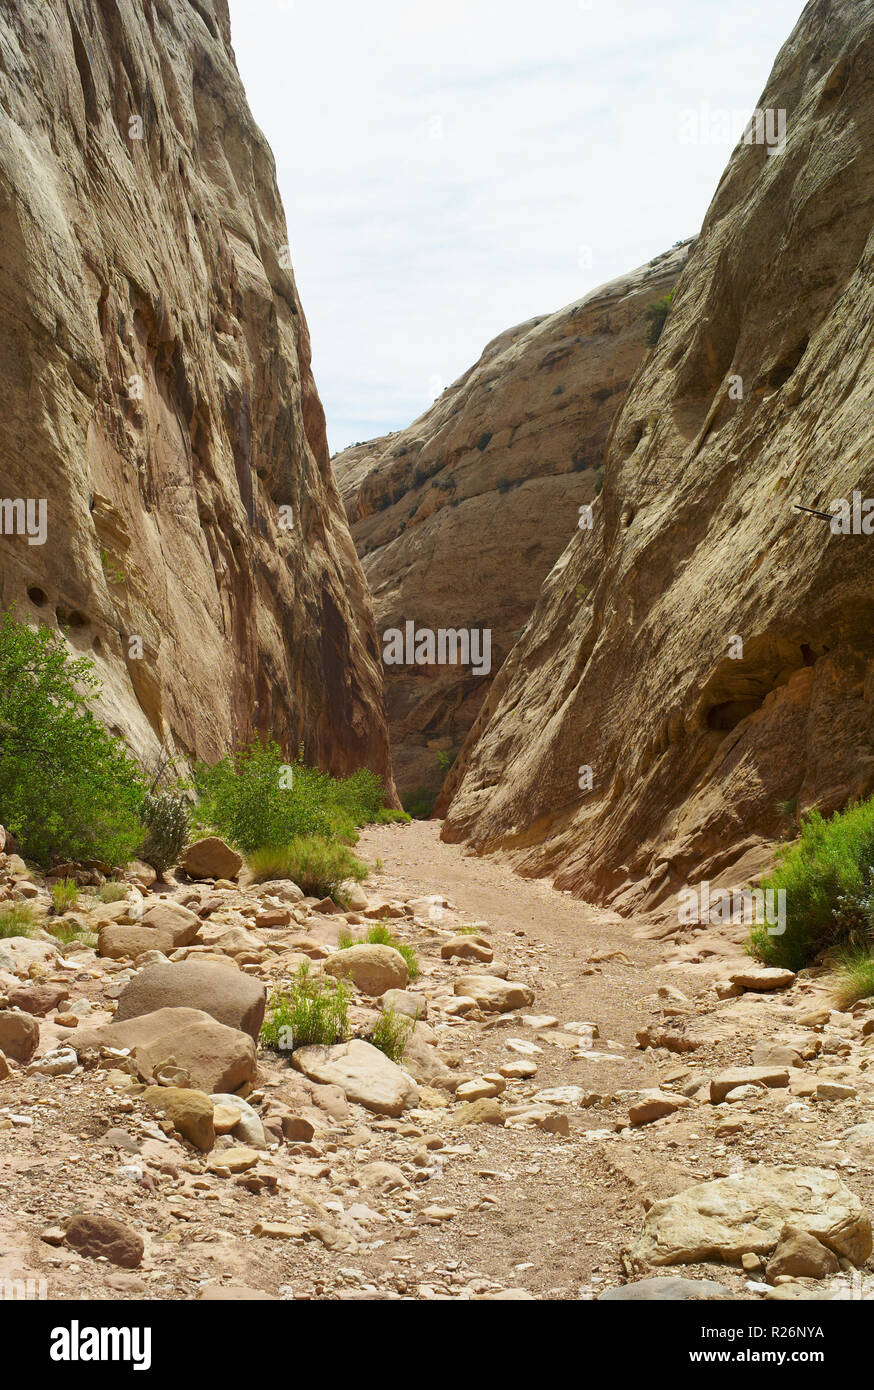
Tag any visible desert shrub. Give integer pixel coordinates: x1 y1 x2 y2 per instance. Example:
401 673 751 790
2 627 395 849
47 920 96 948
139 788 190 877
261 963 350 1050
0 610 147 867
248 837 367 902
831 945 874 1009
644 289 676 347
368 1006 414 1062
749 799 874 970
0 901 38 938
97 882 129 903
51 879 78 914
363 921 420 980
403 785 436 819
374 807 411 826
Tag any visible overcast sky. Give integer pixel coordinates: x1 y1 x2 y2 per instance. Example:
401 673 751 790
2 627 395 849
228 0 808 454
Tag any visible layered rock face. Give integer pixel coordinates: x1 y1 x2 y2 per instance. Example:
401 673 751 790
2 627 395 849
442 0 874 909
335 244 690 799
0 0 393 788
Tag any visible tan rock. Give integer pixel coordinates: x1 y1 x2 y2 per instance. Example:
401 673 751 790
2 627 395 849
440 936 493 962
183 839 243 881
456 1098 505 1126
324 944 408 996
65 1213 144 1269
765 1225 841 1282
292 1039 419 1115
710 1067 790 1104
70 1007 256 1094
629 1090 693 1126
729 967 796 992
113 961 266 1040
142 1085 215 1152
0 1010 39 1063
453 975 534 1013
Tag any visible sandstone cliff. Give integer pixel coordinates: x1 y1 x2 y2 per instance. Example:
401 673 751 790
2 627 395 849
0 0 394 790
442 0 874 910
334 244 690 800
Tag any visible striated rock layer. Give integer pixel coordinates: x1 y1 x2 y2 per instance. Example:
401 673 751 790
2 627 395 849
335 244 690 799
442 0 874 910
0 0 394 790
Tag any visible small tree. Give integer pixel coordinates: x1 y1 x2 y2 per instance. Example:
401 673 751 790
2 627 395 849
0 610 146 866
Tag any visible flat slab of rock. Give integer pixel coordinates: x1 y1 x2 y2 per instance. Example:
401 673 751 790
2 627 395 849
113 961 266 1040
440 935 492 962
598 1277 732 1301
629 1089 693 1126
69 1006 256 1094
453 974 534 1013
729 966 796 992
183 837 243 880
710 1067 790 1104
292 1039 419 1116
324 944 408 996
633 1166 872 1267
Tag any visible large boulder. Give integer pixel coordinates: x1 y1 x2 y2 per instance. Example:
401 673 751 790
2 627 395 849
292 1039 419 1115
97 925 174 960
113 962 266 1041
69 1007 256 1094
141 1085 216 1152
633 1167 872 1268
140 901 201 945
183 838 243 880
324 944 408 996
453 974 534 1013
0 1010 39 1063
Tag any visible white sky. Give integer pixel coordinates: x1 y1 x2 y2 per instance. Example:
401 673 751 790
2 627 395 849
227 0 808 453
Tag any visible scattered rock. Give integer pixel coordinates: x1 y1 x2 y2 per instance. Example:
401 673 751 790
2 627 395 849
65 1213 144 1269
142 1085 216 1151
183 838 243 880
0 1010 39 1063
453 975 534 1013
292 1039 419 1115
324 944 409 996
71 1007 257 1093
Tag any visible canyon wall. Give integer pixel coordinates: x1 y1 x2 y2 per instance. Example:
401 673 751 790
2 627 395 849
0 0 394 791
442 0 874 910
335 244 690 800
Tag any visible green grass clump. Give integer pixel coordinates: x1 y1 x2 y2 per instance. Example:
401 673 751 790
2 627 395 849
97 882 129 903
368 1006 414 1063
643 289 676 347
359 921 420 981
51 879 79 914
749 799 874 971
0 901 38 938
0 609 147 867
248 837 367 903
47 920 96 948
831 946 874 1009
261 964 350 1051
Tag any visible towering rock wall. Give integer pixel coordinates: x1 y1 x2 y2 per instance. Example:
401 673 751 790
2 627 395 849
0 0 394 791
442 0 874 910
334 244 690 799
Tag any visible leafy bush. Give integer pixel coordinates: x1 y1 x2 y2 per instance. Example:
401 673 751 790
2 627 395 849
261 963 350 1050
749 799 874 970
0 610 147 867
193 740 394 854
368 1006 414 1062
363 921 420 981
0 902 38 938
248 836 367 902
643 289 676 347
51 879 79 914
139 788 190 877
403 785 436 819
374 807 411 826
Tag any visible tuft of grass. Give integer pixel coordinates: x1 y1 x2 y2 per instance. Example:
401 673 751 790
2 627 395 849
368 1006 414 1062
261 963 350 1051
47 920 96 948
0 901 38 938
749 798 874 971
830 945 874 1009
51 879 79 914
97 881 129 903
248 837 368 904
361 921 420 981
643 289 676 347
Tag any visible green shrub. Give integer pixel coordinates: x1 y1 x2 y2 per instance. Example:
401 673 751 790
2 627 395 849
97 882 129 903
643 289 676 347
248 836 367 903
0 610 147 867
51 879 79 914
363 921 420 981
749 799 874 970
261 963 350 1050
47 920 96 948
374 807 411 826
368 1006 414 1062
139 788 190 877
403 785 436 819
831 945 874 1009
0 901 38 938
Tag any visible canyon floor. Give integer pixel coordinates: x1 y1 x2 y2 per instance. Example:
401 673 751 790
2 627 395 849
1 820 873 1302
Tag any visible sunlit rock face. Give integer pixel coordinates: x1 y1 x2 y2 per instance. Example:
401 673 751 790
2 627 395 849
441 0 874 910
0 0 394 792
